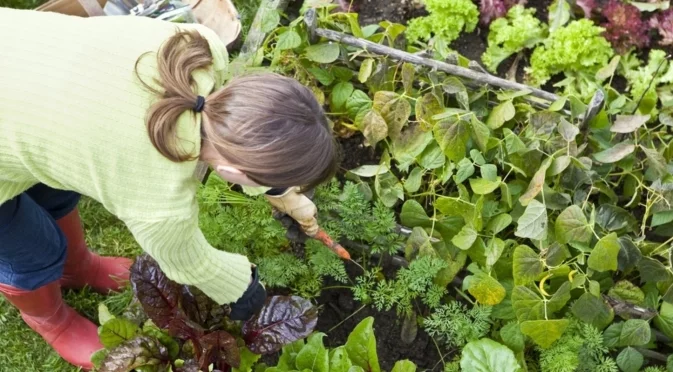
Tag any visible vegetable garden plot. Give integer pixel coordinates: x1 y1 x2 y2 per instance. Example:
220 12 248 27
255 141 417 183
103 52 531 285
87 0 673 371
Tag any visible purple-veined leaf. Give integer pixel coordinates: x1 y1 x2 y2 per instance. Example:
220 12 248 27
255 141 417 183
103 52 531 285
130 254 181 329
198 330 241 370
181 286 231 329
99 336 170 372
242 296 318 354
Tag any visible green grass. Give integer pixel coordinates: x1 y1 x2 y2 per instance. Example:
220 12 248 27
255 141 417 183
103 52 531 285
0 199 138 372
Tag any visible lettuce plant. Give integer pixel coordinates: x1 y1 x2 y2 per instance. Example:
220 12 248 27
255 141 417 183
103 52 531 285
650 8 673 46
481 5 547 73
93 255 317 372
406 0 479 44
601 0 650 54
526 19 614 100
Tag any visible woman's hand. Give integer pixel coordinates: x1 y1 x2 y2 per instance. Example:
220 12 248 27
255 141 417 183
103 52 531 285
229 265 266 320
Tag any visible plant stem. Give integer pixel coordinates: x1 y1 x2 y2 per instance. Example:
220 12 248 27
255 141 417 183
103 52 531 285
634 347 669 362
327 304 367 333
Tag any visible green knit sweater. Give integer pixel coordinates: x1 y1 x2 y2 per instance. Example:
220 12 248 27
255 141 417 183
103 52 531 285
0 7 251 304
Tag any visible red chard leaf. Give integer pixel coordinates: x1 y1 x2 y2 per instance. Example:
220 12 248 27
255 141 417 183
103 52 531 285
242 296 318 354
651 9 673 46
130 254 182 329
198 331 241 370
601 0 650 54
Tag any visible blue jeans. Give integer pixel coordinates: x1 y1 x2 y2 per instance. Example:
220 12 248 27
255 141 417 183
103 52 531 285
0 184 80 290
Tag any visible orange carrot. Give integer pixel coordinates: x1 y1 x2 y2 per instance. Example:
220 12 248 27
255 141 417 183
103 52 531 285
313 229 351 260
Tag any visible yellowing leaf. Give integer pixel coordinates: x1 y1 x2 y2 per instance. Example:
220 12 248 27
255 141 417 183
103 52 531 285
520 319 569 348
358 58 374 83
373 91 411 141
487 100 515 129
362 110 388 147
519 157 552 206
468 273 506 306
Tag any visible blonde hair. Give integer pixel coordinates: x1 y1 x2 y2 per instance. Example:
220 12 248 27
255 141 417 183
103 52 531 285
135 30 338 190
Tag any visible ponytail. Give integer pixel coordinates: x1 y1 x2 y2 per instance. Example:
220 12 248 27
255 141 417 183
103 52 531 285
135 30 213 162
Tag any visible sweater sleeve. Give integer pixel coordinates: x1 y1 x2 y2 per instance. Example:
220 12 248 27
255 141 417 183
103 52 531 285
123 210 252 305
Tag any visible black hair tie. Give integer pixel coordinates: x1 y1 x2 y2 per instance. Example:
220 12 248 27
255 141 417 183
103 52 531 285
193 95 206 113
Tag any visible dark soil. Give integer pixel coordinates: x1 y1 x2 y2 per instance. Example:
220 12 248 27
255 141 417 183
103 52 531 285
337 135 381 171
264 258 444 371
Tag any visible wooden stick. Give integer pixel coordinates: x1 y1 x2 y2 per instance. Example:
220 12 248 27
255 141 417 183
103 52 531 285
310 27 561 104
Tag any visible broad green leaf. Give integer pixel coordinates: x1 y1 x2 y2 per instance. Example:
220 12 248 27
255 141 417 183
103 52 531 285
391 360 416 372
654 302 673 339
642 146 668 178
452 225 478 250
358 58 374 83
487 214 512 235
512 286 545 321
418 142 445 170
520 319 569 348
142 322 180 359
558 119 579 142
234 347 262 372
593 142 635 163
616 347 643 372
362 110 387 147
305 43 340 63
555 205 592 244
548 155 571 176
468 272 506 305
571 292 614 330
549 97 567 112
404 227 433 260
345 317 380 372
435 197 482 231
401 63 415 94
487 100 515 129
492 280 516 320
434 120 469 162
503 128 526 154
652 210 673 227
349 164 389 177
596 55 621 81
500 322 525 353
618 237 642 272
331 82 354 111
603 319 651 347
470 177 502 195
608 280 644 305
485 238 506 269
546 242 570 266
373 91 411 140
98 318 140 348
400 200 431 227
375 172 404 207
261 10 281 32
308 67 335 86
588 233 620 272
296 333 329 372
470 116 491 152
460 338 521 372
329 347 353 372
611 115 650 133
513 245 543 286
404 167 423 193
515 200 548 241
392 124 433 172
481 164 498 182
456 158 476 183
548 0 570 32
98 303 115 326
596 205 637 232
519 157 552 206
547 282 572 313
637 257 671 283
277 30 301 50
346 90 373 119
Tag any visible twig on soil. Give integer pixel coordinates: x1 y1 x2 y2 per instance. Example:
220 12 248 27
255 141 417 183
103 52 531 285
506 52 523 82
603 294 658 319
327 304 367 333
303 10 561 105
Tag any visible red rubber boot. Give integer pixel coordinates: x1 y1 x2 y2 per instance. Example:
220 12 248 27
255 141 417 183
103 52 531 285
0 281 103 370
57 209 132 293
